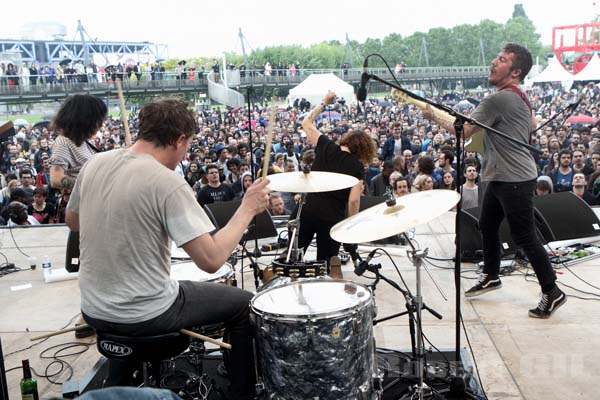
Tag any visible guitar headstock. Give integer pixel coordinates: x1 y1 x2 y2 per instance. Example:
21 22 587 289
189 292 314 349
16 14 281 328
390 88 411 103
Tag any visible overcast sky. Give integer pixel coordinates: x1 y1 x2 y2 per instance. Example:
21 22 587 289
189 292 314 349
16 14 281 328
1 0 597 59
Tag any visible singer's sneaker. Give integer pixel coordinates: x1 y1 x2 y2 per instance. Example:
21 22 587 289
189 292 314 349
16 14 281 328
464 273 502 297
528 286 567 319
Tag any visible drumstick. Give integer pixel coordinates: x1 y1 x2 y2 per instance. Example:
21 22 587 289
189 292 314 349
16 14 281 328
261 105 277 179
31 325 232 350
179 329 232 350
30 325 90 341
115 78 132 148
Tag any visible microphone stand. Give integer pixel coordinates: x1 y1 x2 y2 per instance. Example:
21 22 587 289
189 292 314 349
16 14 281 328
362 70 542 373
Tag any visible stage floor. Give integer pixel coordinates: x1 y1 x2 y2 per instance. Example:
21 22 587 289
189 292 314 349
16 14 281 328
1 213 599 400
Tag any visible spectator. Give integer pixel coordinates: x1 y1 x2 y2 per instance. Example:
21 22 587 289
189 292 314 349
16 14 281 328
197 164 235 206
461 166 479 210
268 192 291 216
28 186 55 224
547 149 573 192
571 172 597 205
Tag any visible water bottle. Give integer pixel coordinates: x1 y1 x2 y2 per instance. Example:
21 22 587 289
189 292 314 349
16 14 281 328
42 255 52 280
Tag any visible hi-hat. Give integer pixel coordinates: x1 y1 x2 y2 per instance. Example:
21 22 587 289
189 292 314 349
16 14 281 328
330 190 460 244
267 171 359 193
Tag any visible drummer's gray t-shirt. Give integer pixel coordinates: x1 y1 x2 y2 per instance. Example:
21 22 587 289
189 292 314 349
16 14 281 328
68 149 215 323
471 89 537 183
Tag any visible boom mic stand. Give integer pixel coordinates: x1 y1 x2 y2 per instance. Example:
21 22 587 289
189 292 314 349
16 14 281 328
361 61 542 373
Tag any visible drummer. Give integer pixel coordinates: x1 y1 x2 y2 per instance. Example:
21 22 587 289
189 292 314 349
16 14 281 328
66 98 270 400
298 91 377 271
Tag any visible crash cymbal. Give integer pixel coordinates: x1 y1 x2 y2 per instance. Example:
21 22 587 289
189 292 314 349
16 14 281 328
267 171 359 193
330 190 460 244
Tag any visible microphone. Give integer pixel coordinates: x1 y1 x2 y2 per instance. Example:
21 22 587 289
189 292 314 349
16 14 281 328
357 58 370 102
354 249 378 277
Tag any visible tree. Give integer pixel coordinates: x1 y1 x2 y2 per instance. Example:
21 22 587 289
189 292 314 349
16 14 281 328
512 4 528 19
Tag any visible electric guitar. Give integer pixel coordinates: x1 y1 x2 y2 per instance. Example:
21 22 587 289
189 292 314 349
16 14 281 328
390 88 484 153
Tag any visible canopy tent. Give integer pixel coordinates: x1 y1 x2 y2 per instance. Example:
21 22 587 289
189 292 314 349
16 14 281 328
574 52 600 81
530 56 574 84
288 73 355 107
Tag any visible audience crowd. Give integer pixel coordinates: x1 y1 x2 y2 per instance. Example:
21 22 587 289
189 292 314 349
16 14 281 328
1 80 599 226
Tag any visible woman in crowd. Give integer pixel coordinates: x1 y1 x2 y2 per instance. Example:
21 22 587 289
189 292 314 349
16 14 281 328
28 186 55 224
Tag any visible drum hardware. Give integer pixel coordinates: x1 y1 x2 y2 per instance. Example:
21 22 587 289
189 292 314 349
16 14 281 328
352 237 446 400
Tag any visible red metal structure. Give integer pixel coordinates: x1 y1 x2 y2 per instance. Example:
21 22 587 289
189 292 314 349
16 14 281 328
552 22 600 73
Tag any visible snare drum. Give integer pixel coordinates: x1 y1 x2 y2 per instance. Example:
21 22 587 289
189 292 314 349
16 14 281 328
251 280 380 400
170 261 234 286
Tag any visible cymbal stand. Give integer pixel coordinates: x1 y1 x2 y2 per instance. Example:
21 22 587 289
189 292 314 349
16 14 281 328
285 193 306 264
400 235 448 400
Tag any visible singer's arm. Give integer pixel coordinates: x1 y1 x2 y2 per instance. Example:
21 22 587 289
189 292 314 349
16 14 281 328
422 104 480 139
301 91 336 146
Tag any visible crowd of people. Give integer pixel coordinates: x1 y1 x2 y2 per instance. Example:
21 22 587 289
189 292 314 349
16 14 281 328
1 76 599 228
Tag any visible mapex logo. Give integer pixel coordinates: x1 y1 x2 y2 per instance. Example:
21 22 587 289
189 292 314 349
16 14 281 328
100 341 133 356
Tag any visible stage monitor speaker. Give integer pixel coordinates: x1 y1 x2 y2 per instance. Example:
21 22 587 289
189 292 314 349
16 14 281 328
534 192 600 242
460 205 555 262
204 200 277 241
359 195 388 211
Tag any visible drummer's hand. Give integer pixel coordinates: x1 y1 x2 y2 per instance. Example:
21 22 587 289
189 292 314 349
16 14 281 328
422 104 435 121
241 177 271 215
323 91 337 105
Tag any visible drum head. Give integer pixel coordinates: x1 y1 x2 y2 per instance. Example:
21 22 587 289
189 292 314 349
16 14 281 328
170 261 232 282
252 280 371 317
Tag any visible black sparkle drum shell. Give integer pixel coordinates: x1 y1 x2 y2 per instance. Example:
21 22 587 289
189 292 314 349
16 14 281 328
250 280 378 400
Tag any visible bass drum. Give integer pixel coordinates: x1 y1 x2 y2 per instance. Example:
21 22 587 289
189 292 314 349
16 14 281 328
251 280 380 400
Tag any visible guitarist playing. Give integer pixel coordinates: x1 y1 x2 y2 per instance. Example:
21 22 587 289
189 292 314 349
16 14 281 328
422 43 566 319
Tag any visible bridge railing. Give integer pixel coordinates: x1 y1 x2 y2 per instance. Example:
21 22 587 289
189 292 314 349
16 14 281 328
0 66 490 98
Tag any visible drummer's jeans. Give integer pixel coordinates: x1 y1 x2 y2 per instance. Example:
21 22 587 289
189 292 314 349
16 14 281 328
83 281 256 400
478 180 556 293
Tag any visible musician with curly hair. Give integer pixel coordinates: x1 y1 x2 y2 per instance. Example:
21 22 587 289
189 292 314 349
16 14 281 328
299 91 377 275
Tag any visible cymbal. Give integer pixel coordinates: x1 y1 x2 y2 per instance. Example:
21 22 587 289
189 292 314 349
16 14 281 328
267 171 359 193
330 190 460 244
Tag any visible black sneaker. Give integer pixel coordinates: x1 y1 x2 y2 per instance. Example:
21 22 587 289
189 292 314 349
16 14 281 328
528 287 567 319
465 273 502 297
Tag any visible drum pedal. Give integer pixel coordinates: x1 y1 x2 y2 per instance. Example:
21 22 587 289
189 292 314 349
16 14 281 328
339 251 350 264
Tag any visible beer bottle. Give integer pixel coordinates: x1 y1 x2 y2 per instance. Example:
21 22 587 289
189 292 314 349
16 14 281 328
20 359 39 400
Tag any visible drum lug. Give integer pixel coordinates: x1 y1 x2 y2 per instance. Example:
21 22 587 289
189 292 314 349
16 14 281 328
255 381 265 395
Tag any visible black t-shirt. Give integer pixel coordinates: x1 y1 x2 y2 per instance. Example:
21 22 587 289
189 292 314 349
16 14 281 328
28 202 56 224
303 135 364 223
197 183 235 206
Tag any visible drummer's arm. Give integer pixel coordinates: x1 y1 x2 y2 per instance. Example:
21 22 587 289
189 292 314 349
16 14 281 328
347 180 363 217
183 178 270 273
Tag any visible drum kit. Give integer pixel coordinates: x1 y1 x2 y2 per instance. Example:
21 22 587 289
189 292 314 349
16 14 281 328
171 170 461 400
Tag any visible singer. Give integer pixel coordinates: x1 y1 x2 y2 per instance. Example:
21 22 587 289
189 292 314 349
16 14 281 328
298 91 376 270
422 43 566 319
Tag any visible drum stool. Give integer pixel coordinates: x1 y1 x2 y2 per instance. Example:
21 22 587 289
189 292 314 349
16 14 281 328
96 331 190 388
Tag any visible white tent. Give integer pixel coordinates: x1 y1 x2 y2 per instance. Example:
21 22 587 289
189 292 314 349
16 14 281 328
288 73 355 106
574 53 600 81
530 56 574 84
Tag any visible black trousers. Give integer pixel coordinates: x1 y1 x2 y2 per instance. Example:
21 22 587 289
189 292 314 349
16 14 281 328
297 211 341 263
83 281 255 399
479 180 556 292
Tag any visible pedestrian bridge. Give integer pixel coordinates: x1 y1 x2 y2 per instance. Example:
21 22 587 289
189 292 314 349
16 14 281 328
0 66 490 106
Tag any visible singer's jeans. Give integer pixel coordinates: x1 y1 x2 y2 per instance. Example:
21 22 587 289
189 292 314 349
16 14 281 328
479 180 556 291
297 211 341 263
83 281 256 400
